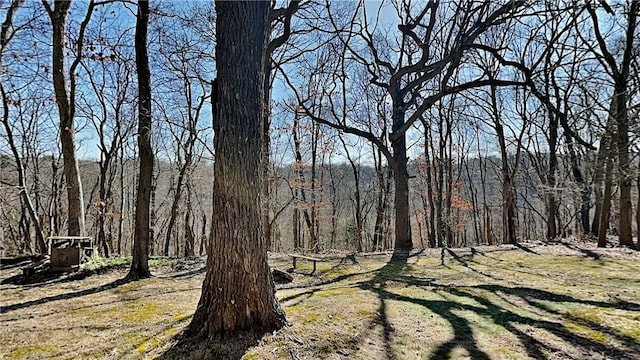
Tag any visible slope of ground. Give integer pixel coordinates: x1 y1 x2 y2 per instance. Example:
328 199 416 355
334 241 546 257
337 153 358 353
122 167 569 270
1 241 639 359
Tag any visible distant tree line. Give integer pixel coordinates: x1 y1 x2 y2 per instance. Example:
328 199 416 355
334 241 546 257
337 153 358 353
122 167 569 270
1 0 639 259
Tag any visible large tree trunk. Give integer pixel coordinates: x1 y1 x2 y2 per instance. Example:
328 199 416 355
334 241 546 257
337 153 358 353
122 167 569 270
127 0 152 280
185 1 286 339
46 0 85 236
391 106 412 252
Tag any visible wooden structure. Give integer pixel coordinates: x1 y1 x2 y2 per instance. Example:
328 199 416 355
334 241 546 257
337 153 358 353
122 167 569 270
48 236 94 271
287 253 322 274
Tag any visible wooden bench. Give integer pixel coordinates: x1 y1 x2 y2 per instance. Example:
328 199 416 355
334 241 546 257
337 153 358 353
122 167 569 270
47 236 94 271
288 253 321 274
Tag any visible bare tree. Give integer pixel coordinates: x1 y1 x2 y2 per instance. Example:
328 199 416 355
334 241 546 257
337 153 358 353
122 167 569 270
1 0 48 253
80 23 136 256
262 0 301 250
583 1 639 249
282 0 527 253
42 0 101 236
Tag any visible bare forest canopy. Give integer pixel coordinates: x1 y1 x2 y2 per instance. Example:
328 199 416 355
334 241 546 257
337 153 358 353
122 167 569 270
1 0 639 257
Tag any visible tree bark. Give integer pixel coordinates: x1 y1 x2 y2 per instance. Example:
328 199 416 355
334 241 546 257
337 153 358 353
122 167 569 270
185 1 286 339
390 105 412 251
128 0 152 280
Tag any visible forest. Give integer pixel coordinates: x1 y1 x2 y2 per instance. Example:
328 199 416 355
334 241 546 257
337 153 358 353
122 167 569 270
1 1 639 257
1 0 640 359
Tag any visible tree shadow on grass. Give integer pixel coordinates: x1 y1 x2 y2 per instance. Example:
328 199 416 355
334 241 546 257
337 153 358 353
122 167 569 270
159 247 640 359
370 253 640 359
157 328 268 360
342 248 640 359
1 277 131 313
447 286 639 359
439 248 501 281
169 266 206 279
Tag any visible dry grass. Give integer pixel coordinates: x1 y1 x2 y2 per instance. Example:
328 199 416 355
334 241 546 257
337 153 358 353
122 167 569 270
1 242 639 360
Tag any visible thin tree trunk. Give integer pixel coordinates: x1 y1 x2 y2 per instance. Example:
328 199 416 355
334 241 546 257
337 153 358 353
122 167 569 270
117 154 125 255
546 115 559 241
565 135 590 234
128 0 152 279
591 128 610 235
291 113 317 250
97 156 111 257
339 136 363 252
597 156 614 248
261 1 299 252
373 148 390 251
199 212 206 256
184 210 194 257
1 0 46 252
164 160 190 256
49 156 62 236
293 207 300 250
422 122 437 248
44 0 85 236
1 85 47 253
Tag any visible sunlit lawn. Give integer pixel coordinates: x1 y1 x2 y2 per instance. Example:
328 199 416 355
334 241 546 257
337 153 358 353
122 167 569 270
1 244 639 359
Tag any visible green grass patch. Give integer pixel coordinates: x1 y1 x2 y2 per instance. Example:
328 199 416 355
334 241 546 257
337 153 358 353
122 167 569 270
80 256 180 274
2 246 640 360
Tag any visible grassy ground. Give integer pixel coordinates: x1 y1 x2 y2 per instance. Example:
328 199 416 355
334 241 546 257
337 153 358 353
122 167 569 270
1 242 639 359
